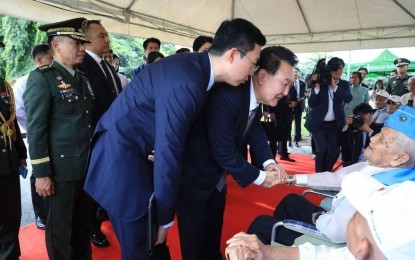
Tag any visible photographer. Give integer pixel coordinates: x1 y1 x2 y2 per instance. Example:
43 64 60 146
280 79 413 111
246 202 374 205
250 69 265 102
341 103 383 166
305 57 352 172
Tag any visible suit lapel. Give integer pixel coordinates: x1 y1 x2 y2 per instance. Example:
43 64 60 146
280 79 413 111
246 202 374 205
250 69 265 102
241 80 253 138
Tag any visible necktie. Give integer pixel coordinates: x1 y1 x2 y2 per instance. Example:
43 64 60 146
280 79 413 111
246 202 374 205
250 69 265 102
100 60 119 95
243 106 258 137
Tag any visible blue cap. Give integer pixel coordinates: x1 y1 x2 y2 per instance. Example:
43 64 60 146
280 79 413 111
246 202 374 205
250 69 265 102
385 106 415 141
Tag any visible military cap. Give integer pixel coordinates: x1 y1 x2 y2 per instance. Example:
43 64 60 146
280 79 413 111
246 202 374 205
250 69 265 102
0 41 4 48
394 58 411 67
38 17 90 43
385 105 415 141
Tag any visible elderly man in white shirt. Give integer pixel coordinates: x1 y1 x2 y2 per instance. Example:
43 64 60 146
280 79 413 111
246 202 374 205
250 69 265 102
229 105 415 259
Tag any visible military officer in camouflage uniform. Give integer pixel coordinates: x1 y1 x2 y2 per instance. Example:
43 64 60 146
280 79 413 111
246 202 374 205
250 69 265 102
0 40 27 260
386 58 411 96
23 18 95 260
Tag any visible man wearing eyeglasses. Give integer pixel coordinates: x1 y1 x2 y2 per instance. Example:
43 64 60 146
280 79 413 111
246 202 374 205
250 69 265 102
386 95 401 115
177 46 298 260
386 58 411 96
84 18 267 260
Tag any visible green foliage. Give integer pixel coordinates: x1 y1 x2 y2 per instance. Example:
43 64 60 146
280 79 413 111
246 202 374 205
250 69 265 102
0 15 40 81
0 15 181 81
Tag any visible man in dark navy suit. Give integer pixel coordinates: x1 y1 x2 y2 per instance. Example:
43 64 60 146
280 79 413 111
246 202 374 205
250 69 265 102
177 46 298 260
291 67 306 146
305 57 352 172
84 18 266 260
77 20 122 248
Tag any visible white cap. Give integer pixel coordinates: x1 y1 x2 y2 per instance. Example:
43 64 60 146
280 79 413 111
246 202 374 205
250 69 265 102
388 95 402 103
371 89 389 100
342 173 415 259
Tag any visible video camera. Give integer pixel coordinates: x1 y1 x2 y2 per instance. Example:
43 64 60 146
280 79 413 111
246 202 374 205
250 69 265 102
308 58 344 88
308 58 332 88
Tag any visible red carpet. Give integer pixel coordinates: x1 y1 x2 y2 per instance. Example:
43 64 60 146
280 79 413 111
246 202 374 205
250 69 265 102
19 153 323 260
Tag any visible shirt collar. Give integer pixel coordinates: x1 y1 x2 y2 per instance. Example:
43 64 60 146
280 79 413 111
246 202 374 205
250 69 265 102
249 77 258 110
53 60 76 77
86 50 103 64
207 53 215 91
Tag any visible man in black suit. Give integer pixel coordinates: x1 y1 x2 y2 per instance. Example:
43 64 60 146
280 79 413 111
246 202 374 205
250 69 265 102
357 67 370 89
77 20 122 247
342 103 383 166
178 46 298 260
291 67 306 146
305 57 352 172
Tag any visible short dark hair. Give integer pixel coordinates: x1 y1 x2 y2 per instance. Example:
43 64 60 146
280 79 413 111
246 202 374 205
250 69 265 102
209 18 266 56
31 44 50 60
147 51 164 64
192 36 213 52
351 71 363 84
112 53 120 60
353 103 373 116
175 48 190 54
358 67 368 74
254 46 298 76
85 20 102 35
327 57 345 71
143 37 161 50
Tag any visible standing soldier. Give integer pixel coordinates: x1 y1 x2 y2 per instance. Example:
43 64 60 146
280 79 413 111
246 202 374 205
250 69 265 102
386 58 411 96
0 40 27 260
23 18 95 260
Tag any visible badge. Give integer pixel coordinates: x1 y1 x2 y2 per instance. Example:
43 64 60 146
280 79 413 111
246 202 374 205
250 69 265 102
56 76 62 81
58 81 71 89
87 82 95 99
399 116 407 122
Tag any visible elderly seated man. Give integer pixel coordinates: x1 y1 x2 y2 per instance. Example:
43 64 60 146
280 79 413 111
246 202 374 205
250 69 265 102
246 105 415 247
370 89 389 124
225 173 415 260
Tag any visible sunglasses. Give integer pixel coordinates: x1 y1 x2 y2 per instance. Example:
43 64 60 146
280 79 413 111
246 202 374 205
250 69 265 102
387 100 400 105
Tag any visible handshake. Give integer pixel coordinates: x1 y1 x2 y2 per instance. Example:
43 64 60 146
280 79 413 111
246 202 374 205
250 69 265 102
261 163 289 188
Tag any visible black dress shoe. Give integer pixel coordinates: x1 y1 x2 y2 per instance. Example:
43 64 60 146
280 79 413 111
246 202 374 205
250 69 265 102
35 217 46 230
280 156 296 162
90 230 110 247
295 142 300 147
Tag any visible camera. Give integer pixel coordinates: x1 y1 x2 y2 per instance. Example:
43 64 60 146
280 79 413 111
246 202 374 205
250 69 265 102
351 115 364 129
308 58 332 87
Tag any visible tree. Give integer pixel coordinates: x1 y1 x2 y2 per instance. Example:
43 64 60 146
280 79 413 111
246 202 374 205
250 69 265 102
0 15 182 81
0 15 46 81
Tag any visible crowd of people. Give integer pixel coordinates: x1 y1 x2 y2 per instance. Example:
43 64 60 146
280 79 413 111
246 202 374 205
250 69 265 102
1 15 414 260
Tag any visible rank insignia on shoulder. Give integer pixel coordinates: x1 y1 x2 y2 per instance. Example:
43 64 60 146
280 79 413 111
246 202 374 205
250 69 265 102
37 65 52 71
58 81 71 89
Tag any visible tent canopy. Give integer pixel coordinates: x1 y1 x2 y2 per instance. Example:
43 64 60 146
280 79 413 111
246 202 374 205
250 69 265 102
1 0 415 52
350 49 415 73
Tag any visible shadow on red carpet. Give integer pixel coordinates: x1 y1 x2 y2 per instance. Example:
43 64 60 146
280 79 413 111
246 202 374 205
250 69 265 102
19 153 327 260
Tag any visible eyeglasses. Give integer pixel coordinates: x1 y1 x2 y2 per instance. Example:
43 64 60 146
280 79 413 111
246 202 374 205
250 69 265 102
237 49 259 71
387 100 400 105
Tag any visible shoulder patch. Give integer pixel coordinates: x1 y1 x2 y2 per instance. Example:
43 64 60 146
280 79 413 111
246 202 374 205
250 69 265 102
37 65 53 72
